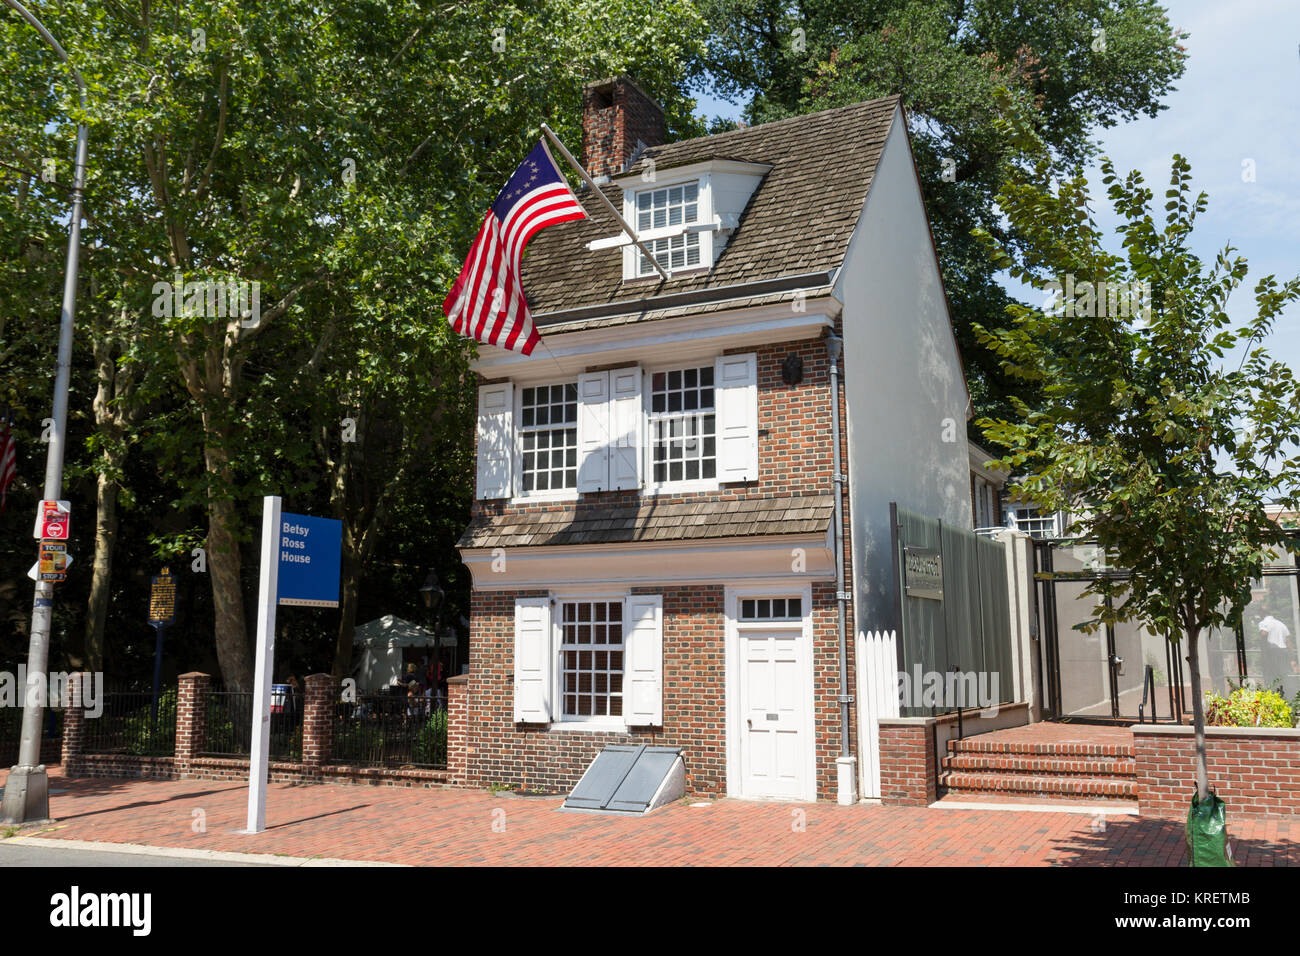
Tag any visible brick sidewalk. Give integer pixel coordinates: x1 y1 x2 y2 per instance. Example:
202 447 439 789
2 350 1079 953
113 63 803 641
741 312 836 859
5 767 1298 866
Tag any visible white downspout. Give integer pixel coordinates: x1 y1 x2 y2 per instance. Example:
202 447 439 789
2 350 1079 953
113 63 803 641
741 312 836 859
827 333 858 805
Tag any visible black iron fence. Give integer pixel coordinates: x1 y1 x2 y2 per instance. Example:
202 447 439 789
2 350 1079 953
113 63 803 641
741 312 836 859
56 681 445 770
203 690 300 760
81 691 175 756
0 704 63 765
333 693 447 768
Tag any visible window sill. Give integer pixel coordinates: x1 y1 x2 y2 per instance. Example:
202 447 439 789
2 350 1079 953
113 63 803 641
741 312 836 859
547 720 629 734
511 490 579 504
643 480 721 496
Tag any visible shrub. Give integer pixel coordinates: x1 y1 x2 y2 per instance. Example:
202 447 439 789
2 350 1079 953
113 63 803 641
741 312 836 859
1204 687 1294 728
124 689 177 756
414 710 447 766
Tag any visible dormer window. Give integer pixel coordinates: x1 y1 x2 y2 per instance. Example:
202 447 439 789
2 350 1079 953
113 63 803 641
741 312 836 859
596 159 770 282
636 183 702 276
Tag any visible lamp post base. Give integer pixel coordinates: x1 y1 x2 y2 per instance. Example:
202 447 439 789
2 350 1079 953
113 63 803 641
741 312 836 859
1 765 50 824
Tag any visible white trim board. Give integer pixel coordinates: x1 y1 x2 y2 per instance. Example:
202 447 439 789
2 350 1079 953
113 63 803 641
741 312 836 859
461 532 835 589
471 300 839 381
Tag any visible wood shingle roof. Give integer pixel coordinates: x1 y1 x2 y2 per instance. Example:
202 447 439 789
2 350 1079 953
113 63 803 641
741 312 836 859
457 494 836 550
524 96 901 321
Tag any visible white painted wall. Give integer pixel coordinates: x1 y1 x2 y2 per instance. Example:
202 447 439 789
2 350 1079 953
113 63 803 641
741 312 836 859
836 106 973 636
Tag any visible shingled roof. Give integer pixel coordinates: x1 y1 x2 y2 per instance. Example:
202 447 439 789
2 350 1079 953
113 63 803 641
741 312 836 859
523 96 901 322
458 495 835 550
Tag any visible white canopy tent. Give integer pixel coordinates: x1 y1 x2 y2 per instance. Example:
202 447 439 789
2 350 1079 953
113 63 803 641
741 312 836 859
352 615 449 693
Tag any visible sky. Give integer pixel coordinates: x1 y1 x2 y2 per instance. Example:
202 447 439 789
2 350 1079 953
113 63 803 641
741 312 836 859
690 0 1300 371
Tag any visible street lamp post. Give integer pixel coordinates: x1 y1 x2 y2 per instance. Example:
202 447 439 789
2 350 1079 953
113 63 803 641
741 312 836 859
2 0 89 824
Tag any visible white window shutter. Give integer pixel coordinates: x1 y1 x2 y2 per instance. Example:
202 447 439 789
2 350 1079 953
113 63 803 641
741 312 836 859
715 353 758 482
609 366 643 490
576 371 610 493
513 598 552 723
623 594 663 727
475 382 514 499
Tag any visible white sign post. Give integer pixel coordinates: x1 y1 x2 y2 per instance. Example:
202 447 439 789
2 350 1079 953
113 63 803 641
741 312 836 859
244 495 281 834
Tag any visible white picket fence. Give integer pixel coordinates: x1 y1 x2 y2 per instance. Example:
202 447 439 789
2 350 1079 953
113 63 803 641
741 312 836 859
855 629 901 800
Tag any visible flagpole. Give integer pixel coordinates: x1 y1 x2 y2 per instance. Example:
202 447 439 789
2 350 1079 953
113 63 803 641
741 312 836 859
539 123 671 281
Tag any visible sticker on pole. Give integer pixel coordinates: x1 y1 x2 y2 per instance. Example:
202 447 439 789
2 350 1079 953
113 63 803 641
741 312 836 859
38 541 70 582
34 499 71 540
276 513 342 608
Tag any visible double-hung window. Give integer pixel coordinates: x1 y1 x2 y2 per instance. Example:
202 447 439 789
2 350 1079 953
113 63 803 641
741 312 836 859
649 366 716 485
636 182 701 276
559 600 624 719
519 383 577 494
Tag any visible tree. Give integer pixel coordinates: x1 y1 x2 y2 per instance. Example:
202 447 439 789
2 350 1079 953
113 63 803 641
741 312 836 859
974 106 1300 804
694 0 1188 419
2 0 707 690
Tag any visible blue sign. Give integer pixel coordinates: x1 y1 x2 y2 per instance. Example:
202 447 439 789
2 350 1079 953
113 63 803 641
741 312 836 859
276 512 342 608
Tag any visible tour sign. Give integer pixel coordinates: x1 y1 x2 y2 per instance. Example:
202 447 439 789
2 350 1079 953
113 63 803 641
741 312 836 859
38 541 69 582
903 546 943 601
149 568 177 625
276 512 342 608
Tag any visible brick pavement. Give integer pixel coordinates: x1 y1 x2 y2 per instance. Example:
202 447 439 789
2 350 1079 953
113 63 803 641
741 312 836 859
4 766 1298 866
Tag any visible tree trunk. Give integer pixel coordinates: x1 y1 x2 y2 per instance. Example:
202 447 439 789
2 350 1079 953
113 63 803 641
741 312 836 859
1185 625 1210 802
333 545 362 682
205 434 253 692
84 470 120 672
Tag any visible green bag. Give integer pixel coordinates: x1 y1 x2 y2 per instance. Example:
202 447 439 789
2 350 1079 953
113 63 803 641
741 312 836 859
1185 790 1233 867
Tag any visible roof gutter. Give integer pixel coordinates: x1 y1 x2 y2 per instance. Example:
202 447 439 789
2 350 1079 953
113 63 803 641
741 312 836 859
534 269 839 329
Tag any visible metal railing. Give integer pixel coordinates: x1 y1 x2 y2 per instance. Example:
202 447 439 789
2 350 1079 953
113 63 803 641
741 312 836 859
332 693 447 768
0 704 63 764
203 690 300 760
81 691 175 756
1138 663 1159 724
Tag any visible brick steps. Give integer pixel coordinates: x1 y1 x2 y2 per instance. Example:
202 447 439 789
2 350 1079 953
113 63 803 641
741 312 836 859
941 752 1135 778
939 735 1137 802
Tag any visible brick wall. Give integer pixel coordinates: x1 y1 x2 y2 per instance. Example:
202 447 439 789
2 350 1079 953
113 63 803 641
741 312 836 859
581 77 665 180
877 718 937 806
466 578 845 799
301 673 335 768
447 675 469 785
68 754 455 789
1133 725 1300 818
470 334 835 529
175 671 209 774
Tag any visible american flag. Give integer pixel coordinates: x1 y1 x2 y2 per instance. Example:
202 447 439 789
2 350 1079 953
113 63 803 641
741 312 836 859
0 415 16 514
443 140 586 355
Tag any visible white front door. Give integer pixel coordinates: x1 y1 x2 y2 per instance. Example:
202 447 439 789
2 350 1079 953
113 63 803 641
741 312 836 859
739 629 810 799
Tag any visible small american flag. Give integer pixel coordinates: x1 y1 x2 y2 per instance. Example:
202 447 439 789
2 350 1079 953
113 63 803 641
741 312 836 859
0 415 16 514
443 140 586 355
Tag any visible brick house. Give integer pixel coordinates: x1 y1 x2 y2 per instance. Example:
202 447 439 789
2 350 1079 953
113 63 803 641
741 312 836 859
454 77 972 803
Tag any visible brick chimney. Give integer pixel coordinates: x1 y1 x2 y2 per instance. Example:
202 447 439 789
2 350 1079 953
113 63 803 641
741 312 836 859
581 77 666 182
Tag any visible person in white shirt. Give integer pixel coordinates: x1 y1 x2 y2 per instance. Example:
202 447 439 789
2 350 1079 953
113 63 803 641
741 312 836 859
1257 615 1293 683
